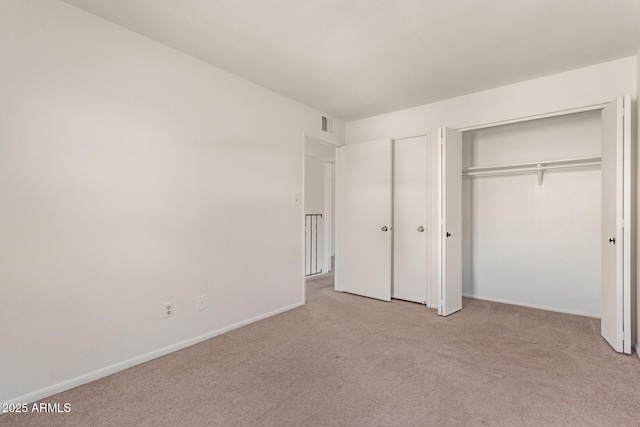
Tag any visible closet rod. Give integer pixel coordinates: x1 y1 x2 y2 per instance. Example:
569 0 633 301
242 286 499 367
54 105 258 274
464 156 601 173
463 161 601 177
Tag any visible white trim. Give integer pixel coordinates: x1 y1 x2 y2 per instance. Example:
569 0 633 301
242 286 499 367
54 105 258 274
301 132 307 299
1 301 304 406
323 163 333 272
304 132 342 148
425 132 432 308
622 94 632 354
437 128 443 315
456 103 608 132
305 152 335 163
334 147 342 292
462 293 599 318
393 132 431 142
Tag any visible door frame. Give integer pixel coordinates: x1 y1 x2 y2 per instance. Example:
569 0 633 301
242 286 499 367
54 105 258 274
323 162 334 274
302 132 340 300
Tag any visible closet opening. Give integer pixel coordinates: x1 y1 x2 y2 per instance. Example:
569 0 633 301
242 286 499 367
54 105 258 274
461 110 602 317
447 95 633 354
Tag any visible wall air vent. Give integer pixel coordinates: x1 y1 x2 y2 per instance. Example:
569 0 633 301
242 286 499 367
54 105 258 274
321 115 334 135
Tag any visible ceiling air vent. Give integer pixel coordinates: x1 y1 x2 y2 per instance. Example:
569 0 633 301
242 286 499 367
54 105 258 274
321 115 334 135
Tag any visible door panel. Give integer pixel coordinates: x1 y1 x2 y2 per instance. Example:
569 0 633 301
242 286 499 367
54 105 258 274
393 136 428 303
601 95 631 354
438 128 463 316
337 139 392 301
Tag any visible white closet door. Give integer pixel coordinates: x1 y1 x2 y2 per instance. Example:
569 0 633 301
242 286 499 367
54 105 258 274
393 136 428 303
438 128 463 316
336 139 392 301
601 95 631 354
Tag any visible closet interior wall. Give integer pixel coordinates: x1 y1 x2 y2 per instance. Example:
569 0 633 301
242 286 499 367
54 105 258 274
461 111 602 317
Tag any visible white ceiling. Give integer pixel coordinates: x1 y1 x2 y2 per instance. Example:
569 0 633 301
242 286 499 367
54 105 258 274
61 0 640 121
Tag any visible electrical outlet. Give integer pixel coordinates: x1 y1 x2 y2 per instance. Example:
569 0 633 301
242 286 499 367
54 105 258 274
196 295 206 311
164 302 174 318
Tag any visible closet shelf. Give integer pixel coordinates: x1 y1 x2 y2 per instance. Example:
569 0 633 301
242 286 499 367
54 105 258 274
462 156 601 185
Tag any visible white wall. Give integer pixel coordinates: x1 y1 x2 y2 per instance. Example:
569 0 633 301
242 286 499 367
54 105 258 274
346 57 637 308
462 111 601 317
305 155 326 274
347 57 636 144
0 0 344 404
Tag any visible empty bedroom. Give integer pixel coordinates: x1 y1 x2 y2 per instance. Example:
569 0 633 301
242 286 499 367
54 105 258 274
2 1 640 425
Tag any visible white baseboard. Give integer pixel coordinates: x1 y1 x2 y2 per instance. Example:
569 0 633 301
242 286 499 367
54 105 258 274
461 293 599 318
2 301 304 407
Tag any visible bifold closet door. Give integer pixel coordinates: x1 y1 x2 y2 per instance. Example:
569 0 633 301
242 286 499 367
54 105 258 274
601 95 631 354
438 128 462 316
336 139 392 301
393 136 428 303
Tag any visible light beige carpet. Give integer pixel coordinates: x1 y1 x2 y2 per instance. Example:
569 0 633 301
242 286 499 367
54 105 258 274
3 272 640 426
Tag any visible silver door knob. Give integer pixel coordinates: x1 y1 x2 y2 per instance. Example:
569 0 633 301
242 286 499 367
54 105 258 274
381 226 389 232
417 226 425 232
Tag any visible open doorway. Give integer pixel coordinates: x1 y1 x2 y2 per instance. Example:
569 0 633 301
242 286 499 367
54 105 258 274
303 137 336 299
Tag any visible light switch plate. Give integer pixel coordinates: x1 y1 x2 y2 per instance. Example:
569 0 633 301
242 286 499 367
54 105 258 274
196 295 206 311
